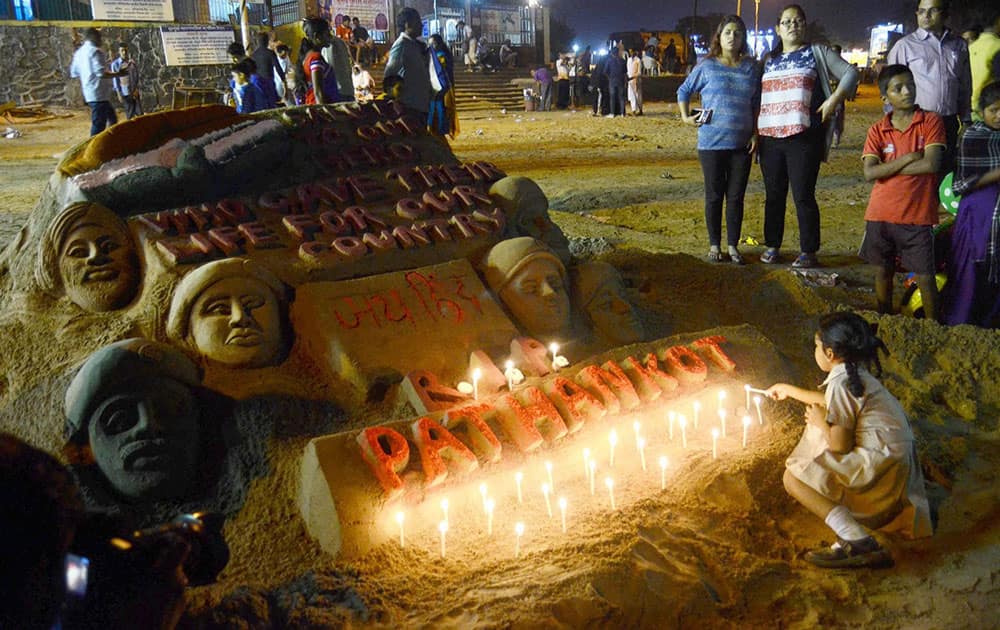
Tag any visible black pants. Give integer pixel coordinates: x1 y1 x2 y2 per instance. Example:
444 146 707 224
122 94 142 119
941 113 959 175
698 149 752 248
608 82 625 116
758 127 824 253
87 100 117 136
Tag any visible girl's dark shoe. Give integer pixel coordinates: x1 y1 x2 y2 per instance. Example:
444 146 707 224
805 536 894 569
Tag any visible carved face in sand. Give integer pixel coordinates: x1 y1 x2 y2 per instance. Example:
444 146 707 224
66 339 202 501
484 237 570 338
572 261 643 345
42 203 140 311
489 177 572 263
167 259 289 369
88 376 200 499
190 276 283 368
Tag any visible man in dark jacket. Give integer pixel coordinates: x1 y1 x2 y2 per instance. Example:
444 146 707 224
605 45 627 117
250 32 285 107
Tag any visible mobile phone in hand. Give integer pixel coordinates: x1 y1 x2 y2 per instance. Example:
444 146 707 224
694 108 713 124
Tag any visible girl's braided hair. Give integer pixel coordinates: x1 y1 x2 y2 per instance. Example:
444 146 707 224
818 312 888 397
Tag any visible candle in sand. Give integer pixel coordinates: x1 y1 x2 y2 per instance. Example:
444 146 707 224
605 477 616 510
742 414 752 448
438 520 448 558
609 429 619 468
514 470 524 504
711 428 720 459
679 414 688 449
395 511 405 548
659 455 668 490
515 522 525 557
558 497 568 533
542 482 553 518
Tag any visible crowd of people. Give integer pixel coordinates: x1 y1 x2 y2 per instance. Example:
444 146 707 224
65 2 1000 328
672 1 1000 330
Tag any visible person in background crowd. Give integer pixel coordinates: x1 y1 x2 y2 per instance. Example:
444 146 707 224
353 64 375 102
888 0 972 172
678 15 761 265
227 42 277 109
757 3 859 268
111 42 141 120
385 7 432 115
351 17 375 65
575 45 592 105
250 32 284 108
590 51 609 116
942 81 1000 326
664 38 677 73
428 33 458 138
230 58 268 113
500 40 518 69
555 54 571 109
465 29 479 70
275 44 294 105
321 21 356 100
336 14 353 42
605 44 627 117
627 48 643 115
532 64 553 111
962 24 981 45
300 17 340 105
969 12 1000 121
70 28 125 136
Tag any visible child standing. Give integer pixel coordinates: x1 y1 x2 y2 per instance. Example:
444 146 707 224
941 81 1000 326
859 64 946 319
230 59 267 114
766 312 932 568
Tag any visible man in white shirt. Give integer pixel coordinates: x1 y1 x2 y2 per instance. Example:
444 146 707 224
69 28 124 136
627 49 643 115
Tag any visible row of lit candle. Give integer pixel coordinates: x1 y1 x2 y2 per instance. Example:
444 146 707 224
392 383 771 558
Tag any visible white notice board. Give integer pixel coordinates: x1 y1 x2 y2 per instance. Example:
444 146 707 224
91 0 174 21
160 26 234 66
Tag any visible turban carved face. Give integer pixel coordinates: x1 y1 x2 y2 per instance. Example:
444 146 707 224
47 204 141 312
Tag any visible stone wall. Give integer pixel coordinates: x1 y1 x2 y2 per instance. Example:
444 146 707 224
0 21 232 110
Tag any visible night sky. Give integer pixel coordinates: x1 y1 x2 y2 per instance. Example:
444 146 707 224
560 0 914 50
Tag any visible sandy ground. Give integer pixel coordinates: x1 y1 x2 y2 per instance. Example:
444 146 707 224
2 89 1000 629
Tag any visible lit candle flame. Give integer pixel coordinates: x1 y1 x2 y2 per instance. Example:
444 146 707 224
395 511 405 548
605 477 616 510
558 496 568 533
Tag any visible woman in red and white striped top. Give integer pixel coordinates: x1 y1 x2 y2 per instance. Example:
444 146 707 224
757 4 858 268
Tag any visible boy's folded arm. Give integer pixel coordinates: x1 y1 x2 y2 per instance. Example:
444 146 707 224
862 153 917 182
898 144 944 176
827 424 854 454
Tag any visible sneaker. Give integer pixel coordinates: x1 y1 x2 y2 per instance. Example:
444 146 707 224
791 252 819 268
759 248 780 264
805 536 894 569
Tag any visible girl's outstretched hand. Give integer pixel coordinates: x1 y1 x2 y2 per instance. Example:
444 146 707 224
804 403 828 429
765 383 794 400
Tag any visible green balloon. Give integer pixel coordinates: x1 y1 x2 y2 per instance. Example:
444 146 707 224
939 172 961 215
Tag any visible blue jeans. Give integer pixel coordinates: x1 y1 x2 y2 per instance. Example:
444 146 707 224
88 100 117 136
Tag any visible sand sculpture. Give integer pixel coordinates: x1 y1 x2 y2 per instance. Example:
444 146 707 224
36 201 141 312
167 258 289 368
482 236 571 340
0 99 648 542
65 338 202 501
488 176 572 263
571 260 645 346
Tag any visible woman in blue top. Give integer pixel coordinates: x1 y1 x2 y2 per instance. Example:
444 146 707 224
677 15 761 264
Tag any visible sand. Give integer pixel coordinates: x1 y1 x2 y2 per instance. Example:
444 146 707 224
1 87 999 629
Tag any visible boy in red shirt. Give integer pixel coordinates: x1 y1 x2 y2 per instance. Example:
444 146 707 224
860 64 947 320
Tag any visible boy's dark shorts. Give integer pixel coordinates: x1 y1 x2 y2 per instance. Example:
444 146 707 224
858 221 935 274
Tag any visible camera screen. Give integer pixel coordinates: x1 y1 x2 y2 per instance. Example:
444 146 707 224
65 554 89 597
